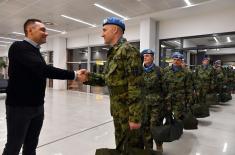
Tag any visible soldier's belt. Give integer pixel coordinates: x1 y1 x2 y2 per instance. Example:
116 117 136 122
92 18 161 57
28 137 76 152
108 85 127 96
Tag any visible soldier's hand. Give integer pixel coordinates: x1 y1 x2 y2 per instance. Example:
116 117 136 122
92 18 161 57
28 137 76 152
129 122 141 130
76 69 88 82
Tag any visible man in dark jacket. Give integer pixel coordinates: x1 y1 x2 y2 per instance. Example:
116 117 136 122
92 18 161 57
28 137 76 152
2 19 85 155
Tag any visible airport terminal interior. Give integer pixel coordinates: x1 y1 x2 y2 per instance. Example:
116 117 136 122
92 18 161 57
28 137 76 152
1 0 235 154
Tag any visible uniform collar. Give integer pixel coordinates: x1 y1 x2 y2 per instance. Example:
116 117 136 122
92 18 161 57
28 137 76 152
113 37 126 50
143 63 155 73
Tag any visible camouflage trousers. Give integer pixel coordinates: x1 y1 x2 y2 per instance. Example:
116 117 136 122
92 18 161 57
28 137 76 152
113 116 144 150
198 89 207 105
143 104 162 149
171 101 184 120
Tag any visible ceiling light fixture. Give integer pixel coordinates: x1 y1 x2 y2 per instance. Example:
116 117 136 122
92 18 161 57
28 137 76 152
184 0 192 6
46 27 66 34
102 47 109 50
0 44 7 47
0 37 21 41
174 41 181 44
0 40 12 44
61 15 96 27
223 142 228 153
12 32 24 36
227 37 232 42
94 3 129 20
213 37 219 43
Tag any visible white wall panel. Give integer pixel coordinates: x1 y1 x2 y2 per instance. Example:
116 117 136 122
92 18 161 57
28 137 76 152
159 8 235 39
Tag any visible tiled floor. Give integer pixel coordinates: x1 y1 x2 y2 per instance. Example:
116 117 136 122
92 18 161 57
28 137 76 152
0 89 235 155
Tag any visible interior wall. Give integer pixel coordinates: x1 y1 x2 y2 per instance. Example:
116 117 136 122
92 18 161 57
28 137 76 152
0 47 8 57
66 24 140 49
159 7 235 39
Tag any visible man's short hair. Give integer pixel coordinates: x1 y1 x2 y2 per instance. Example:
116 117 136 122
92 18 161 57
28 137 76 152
24 19 42 36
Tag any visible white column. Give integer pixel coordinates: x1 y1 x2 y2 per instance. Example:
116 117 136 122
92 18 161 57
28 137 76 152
140 18 159 65
52 37 67 90
187 51 191 66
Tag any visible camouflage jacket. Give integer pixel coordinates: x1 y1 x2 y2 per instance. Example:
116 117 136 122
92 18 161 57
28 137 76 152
85 38 143 123
142 64 163 106
163 65 193 106
193 65 214 92
225 67 234 83
213 66 225 87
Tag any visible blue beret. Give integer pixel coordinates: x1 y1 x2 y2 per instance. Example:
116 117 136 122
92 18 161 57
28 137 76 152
141 49 154 56
172 52 183 59
203 57 209 61
214 60 221 65
103 17 125 32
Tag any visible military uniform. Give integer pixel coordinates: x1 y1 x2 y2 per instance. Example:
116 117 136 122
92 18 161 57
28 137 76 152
225 66 235 93
142 63 163 149
85 37 144 148
194 65 214 105
213 64 226 102
163 65 193 120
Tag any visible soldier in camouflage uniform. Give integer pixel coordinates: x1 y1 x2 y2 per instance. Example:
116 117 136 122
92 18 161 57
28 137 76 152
141 49 164 152
225 66 234 94
213 60 226 102
194 57 215 105
84 17 144 148
227 66 235 93
163 52 193 120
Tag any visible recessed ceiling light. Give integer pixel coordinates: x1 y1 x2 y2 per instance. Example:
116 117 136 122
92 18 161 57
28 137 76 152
94 3 129 20
0 36 21 41
213 37 219 43
43 21 54 25
223 142 228 152
12 32 24 36
0 40 12 44
174 41 181 44
61 15 96 27
46 27 66 34
227 37 232 42
184 0 192 6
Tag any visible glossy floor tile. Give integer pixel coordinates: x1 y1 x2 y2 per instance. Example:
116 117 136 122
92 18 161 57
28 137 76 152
0 90 235 155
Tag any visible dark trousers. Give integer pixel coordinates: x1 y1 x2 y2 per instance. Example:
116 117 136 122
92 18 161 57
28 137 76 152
2 105 44 155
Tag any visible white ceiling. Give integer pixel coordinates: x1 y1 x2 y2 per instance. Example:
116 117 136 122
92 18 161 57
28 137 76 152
0 0 212 40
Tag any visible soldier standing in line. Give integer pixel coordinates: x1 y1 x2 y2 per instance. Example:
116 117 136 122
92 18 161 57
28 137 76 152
226 65 234 95
141 49 164 152
162 52 193 120
213 60 226 102
82 17 144 148
194 57 215 106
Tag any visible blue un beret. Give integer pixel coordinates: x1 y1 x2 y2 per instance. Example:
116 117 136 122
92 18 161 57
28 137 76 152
214 60 221 65
141 49 154 56
172 52 184 59
103 17 125 32
203 57 210 61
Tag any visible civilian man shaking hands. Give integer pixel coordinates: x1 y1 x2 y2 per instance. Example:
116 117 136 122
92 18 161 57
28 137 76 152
2 19 86 155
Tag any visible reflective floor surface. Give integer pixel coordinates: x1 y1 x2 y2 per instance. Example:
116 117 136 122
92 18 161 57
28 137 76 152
0 89 235 155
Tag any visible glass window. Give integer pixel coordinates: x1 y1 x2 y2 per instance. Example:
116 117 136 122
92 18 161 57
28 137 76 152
90 46 108 95
41 51 53 88
67 48 88 92
0 56 8 79
160 32 235 68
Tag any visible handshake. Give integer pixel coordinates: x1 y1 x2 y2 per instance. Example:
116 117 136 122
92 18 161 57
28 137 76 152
75 69 89 83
